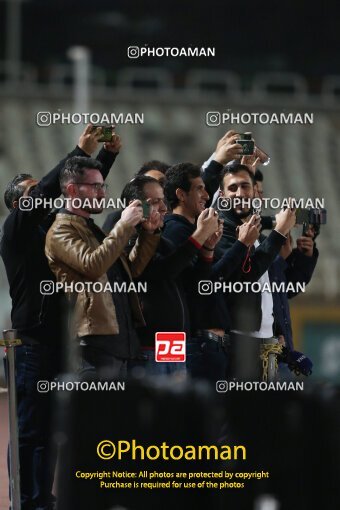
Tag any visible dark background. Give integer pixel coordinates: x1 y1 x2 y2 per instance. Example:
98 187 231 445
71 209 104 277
0 0 339 83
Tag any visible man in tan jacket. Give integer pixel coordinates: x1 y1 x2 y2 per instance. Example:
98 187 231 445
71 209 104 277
45 156 160 378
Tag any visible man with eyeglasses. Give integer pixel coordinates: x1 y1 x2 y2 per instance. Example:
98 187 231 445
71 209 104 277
45 156 161 380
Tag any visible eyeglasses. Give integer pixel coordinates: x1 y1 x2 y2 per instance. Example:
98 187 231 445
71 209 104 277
73 182 109 191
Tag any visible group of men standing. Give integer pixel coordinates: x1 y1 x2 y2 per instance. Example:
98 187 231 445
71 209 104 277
1 126 319 509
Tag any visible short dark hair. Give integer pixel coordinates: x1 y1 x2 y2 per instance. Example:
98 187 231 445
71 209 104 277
254 169 263 183
136 160 170 176
164 162 201 210
121 175 159 203
4 173 33 211
60 156 103 194
219 162 255 189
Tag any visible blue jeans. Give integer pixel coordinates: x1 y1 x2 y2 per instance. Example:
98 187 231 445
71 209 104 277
8 343 60 510
128 349 187 377
186 338 229 383
277 362 295 381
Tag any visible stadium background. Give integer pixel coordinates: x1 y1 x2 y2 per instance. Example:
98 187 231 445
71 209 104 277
0 1 340 508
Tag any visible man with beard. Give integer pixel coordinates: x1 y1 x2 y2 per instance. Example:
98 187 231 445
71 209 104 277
45 156 161 379
216 163 296 379
162 163 260 382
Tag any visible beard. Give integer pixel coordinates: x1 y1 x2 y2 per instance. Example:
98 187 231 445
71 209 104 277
79 196 104 214
233 208 251 219
82 206 103 214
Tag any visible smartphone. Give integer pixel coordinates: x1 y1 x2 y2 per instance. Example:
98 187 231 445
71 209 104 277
92 125 113 142
142 201 151 219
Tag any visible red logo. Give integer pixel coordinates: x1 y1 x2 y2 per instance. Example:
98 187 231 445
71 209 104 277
155 332 186 362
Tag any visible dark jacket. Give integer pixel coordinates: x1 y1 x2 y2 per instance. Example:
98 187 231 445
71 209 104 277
162 213 246 333
0 146 117 344
162 214 196 246
269 246 319 350
201 160 224 207
136 235 204 346
102 210 123 234
215 209 286 332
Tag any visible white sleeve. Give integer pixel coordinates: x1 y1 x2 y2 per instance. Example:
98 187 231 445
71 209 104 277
201 152 216 171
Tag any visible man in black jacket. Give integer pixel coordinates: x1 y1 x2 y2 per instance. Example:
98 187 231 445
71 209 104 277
216 163 296 379
163 163 260 382
0 125 119 510
269 230 318 378
253 170 319 352
119 175 219 377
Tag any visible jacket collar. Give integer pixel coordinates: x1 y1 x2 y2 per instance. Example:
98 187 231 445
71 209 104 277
57 209 93 227
163 213 196 227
